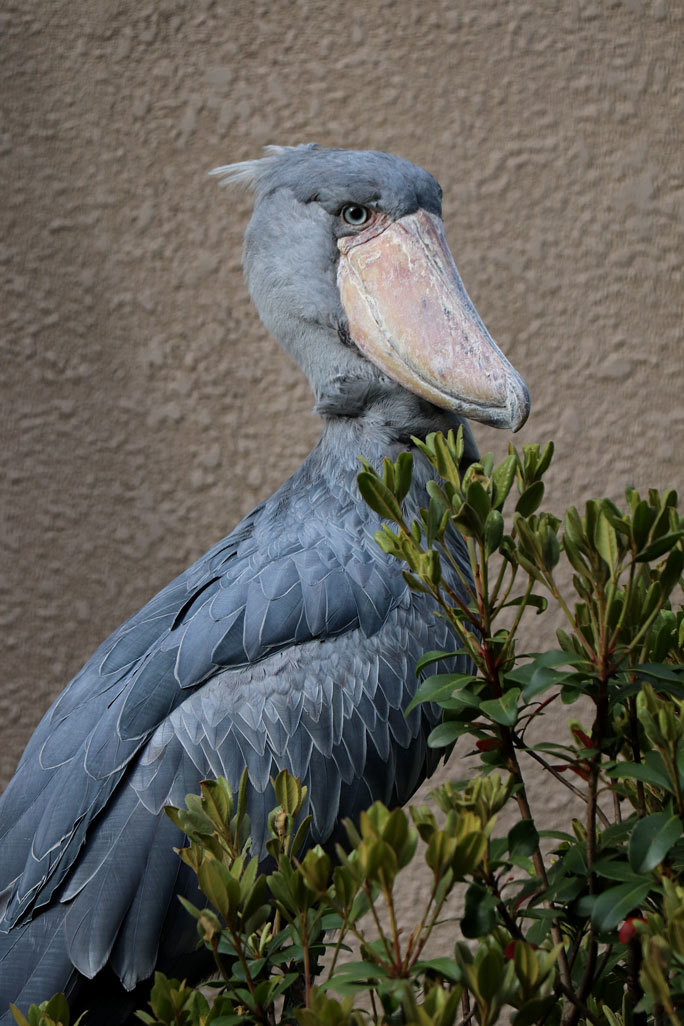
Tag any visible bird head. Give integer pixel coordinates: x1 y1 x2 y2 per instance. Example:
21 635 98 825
211 144 530 433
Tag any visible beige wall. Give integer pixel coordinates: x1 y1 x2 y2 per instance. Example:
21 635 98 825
1 0 682 856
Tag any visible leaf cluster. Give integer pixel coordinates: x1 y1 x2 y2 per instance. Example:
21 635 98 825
358 429 684 1026
16 432 684 1026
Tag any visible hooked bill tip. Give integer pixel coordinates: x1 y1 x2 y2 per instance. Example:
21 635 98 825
508 376 531 433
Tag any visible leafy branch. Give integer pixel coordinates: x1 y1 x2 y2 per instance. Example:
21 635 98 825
15 432 684 1026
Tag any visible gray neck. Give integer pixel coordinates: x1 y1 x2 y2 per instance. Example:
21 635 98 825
270 319 478 456
313 386 479 468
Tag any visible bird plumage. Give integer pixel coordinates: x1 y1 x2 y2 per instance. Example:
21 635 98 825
0 145 528 1022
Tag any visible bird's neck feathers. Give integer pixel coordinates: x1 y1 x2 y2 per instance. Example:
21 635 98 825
313 371 479 466
303 405 478 520
267 316 480 463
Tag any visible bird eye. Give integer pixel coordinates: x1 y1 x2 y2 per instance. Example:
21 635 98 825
341 204 371 227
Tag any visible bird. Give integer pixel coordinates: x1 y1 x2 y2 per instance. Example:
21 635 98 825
0 144 529 1023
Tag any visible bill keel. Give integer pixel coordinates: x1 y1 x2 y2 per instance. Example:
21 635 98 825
337 208 530 431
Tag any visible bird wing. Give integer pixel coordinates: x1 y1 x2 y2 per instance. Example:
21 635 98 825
0 469 419 931
0 460 471 1000
0 583 464 1005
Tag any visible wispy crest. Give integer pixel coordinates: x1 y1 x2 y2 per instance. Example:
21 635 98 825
209 144 318 190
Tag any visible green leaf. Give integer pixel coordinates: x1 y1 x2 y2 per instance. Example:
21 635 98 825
564 505 586 550
299 846 331 893
201 777 233 831
538 829 576 842
628 813 682 873
635 663 684 685
500 593 548 615
236 767 248 827
431 431 461 481
660 547 684 597
273 768 303 816
357 471 404 523
591 881 652 931
452 832 488 877
412 957 463 982
563 535 592 580
513 997 558 1026
401 570 432 594
492 454 518 510
479 689 520 726
43 995 71 1024
427 721 470 748
595 510 619 572
9 1008 31 1026
467 480 491 524
414 649 464 675
441 690 484 712
551 877 586 905
289 814 313 859
263 973 301 1004
536 440 554 477
451 502 482 538
477 947 506 1001
373 527 401 556
382 455 395 492
636 531 684 563
449 425 466 464
526 914 555 947
177 895 202 920
633 499 654 551
560 844 587 875
322 959 391 981
540 524 561 571
516 480 545 517
426 478 451 511
406 672 478 713
591 857 644 883
508 818 539 857
505 650 584 701
606 753 673 793
198 860 240 921
426 496 448 547
461 882 497 937
484 509 504 558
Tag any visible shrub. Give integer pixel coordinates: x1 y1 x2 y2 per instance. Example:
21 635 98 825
14 432 684 1026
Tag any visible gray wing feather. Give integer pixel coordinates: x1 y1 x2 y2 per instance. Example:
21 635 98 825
0 453 472 1010
0 906 76 1017
108 813 185 988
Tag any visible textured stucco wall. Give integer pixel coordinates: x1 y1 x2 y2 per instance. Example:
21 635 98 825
1 0 682 953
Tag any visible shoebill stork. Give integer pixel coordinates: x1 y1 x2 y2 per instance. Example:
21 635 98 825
0 144 529 1023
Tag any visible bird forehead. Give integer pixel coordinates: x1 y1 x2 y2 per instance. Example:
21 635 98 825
260 147 443 218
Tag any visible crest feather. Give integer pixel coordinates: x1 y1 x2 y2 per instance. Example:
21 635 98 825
209 144 319 190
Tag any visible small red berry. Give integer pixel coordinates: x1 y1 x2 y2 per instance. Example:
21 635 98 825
504 939 538 960
619 917 645 944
